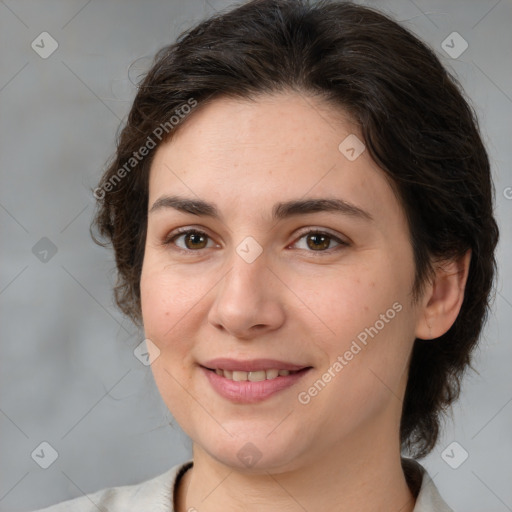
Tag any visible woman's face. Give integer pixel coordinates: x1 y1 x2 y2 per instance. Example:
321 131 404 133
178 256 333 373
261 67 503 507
140 92 423 472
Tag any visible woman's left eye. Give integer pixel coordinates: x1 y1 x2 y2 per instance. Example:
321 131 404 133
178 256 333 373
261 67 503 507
291 230 348 254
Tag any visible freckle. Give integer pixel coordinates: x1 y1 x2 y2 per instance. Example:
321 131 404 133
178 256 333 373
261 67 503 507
364 305 369 312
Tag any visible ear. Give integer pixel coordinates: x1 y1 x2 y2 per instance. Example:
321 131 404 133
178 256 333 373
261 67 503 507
415 249 472 340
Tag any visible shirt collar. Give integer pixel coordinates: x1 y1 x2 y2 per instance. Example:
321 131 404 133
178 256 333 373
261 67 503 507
167 458 453 512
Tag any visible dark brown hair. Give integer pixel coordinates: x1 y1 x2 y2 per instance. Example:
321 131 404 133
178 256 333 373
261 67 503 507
90 0 499 458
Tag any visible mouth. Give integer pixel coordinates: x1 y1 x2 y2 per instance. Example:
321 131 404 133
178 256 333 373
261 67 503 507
199 359 312 404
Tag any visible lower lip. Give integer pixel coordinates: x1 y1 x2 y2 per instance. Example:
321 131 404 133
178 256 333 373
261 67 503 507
201 366 311 404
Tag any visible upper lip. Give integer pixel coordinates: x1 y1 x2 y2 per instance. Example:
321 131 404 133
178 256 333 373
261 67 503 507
201 358 310 372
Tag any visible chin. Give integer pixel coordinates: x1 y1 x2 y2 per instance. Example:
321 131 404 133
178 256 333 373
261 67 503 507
193 423 309 473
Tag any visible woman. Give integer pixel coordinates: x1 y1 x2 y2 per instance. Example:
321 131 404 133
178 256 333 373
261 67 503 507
33 0 499 510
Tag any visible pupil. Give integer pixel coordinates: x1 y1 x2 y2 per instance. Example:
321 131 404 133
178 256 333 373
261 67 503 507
308 234 329 250
187 233 205 249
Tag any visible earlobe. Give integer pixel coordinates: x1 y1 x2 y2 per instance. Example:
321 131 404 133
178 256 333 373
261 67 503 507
415 249 472 340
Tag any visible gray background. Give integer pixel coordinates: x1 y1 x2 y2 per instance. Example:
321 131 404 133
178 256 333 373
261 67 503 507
0 0 511 510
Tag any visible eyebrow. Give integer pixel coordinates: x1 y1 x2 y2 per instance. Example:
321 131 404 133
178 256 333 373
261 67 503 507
148 195 373 222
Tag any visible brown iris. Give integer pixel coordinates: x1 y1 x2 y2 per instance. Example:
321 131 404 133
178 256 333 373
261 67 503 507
184 232 208 250
306 233 331 251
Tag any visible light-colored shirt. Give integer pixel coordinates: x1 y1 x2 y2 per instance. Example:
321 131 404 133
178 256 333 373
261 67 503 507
30 458 454 511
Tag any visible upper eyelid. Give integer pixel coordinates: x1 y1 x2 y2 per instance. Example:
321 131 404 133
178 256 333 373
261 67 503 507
293 227 347 241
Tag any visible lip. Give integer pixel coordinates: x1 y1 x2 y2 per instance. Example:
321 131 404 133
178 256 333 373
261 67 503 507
200 364 312 404
201 358 308 372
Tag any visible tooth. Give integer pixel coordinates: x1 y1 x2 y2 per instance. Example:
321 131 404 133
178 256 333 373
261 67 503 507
248 370 267 382
266 369 279 379
217 368 297 381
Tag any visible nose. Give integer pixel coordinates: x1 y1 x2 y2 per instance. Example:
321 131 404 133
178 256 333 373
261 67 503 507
207 246 286 340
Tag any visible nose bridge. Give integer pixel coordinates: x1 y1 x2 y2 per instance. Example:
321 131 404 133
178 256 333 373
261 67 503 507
220 238 269 307
208 237 285 336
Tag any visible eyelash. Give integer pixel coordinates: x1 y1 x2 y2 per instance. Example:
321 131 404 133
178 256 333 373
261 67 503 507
161 227 349 256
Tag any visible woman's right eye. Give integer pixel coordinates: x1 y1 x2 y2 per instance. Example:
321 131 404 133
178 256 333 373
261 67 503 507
163 229 217 252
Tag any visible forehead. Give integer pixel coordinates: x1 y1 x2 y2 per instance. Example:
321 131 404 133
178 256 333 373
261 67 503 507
148 92 404 229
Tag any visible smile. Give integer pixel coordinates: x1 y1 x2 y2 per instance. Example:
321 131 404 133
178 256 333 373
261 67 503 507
200 364 312 404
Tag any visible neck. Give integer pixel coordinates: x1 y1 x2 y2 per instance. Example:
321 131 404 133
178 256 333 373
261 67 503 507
175 416 416 512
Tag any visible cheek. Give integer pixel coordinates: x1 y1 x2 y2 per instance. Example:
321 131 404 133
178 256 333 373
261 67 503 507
304 261 413 379
140 271 171 339
140 263 204 342
299 298 412 435
301 267 395 344
140 268 197 417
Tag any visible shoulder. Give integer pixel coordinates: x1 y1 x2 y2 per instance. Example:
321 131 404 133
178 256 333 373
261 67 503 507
29 461 193 512
402 457 455 512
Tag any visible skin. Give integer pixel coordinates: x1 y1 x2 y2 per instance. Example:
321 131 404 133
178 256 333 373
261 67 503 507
140 91 471 512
